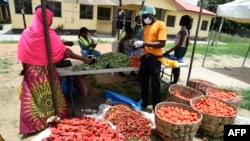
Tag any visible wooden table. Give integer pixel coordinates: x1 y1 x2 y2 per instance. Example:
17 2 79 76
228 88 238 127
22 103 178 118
57 61 188 116
57 62 188 76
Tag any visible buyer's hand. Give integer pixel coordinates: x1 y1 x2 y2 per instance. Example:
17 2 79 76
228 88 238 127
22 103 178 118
84 57 92 64
134 41 144 48
163 50 171 56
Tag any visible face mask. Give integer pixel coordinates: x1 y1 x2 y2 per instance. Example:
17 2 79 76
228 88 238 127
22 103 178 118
144 17 152 25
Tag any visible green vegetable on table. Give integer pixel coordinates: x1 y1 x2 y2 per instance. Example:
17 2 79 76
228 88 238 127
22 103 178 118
72 52 130 71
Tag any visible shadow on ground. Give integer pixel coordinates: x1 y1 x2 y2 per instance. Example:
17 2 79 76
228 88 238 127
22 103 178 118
206 67 250 84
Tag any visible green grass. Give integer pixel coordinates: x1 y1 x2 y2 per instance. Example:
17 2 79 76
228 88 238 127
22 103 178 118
0 58 15 74
191 34 249 57
222 87 250 110
192 43 249 57
0 39 109 45
164 33 250 58
0 40 18 44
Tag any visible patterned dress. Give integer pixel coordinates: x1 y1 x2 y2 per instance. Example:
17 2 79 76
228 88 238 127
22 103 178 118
17 6 69 135
19 65 68 134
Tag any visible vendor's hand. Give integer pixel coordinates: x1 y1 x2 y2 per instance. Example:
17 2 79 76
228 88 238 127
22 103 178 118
134 41 144 48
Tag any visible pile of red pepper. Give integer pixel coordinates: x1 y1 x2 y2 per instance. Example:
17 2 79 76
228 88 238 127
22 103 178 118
104 104 152 141
43 117 126 141
128 56 140 67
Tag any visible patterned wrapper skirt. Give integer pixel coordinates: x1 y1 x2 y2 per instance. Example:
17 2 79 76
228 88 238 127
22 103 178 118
19 64 68 134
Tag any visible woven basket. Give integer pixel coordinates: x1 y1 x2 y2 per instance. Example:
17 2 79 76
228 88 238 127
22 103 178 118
190 96 237 137
206 87 243 108
156 129 187 141
168 84 203 106
187 79 218 94
155 102 202 141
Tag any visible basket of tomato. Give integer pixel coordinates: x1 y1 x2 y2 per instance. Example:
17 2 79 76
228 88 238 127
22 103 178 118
168 84 203 106
187 79 218 94
190 95 237 137
155 102 203 141
206 87 243 108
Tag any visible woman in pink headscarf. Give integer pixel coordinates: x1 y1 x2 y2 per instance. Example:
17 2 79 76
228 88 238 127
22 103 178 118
17 5 92 135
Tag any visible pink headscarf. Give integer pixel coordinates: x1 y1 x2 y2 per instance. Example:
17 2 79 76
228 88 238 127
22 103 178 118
17 6 67 66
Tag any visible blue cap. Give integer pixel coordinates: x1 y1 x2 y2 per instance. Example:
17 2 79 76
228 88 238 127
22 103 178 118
139 5 156 15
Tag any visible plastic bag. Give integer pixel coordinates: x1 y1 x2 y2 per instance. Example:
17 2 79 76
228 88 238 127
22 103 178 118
234 115 250 125
74 75 91 97
164 54 184 63
104 89 142 109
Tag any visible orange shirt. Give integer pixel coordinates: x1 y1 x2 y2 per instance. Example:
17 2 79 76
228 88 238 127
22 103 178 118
142 20 167 56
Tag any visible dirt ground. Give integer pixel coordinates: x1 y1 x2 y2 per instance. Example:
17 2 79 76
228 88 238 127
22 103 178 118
0 43 249 141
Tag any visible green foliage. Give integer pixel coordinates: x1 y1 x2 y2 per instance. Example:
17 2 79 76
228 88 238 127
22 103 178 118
198 0 229 12
54 24 64 34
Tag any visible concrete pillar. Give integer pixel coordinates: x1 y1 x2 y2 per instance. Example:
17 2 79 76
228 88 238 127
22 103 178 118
112 6 118 37
159 9 166 21
4 5 10 21
0 6 3 21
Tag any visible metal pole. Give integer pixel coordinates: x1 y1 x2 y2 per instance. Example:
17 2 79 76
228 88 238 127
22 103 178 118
242 45 250 66
202 16 217 67
41 0 60 116
186 0 203 85
215 18 224 46
139 0 145 10
117 1 122 40
20 0 26 28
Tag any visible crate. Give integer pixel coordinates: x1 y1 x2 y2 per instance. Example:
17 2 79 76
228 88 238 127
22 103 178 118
168 84 203 106
187 79 218 94
155 102 202 141
190 96 237 137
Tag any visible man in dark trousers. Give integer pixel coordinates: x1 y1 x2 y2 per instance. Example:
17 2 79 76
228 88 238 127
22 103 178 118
133 5 167 110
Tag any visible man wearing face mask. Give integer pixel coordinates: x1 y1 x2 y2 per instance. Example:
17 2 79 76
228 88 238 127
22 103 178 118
133 5 167 110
